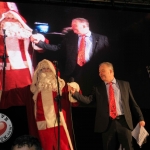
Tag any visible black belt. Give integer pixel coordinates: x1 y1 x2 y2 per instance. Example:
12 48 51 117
110 115 124 120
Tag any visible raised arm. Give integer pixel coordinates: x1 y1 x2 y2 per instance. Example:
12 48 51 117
30 33 61 51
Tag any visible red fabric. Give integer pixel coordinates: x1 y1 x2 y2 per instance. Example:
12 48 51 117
0 2 10 16
36 92 46 121
36 90 70 150
0 85 39 138
0 2 27 23
0 35 32 91
77 36 86 66
0 69 31 91
109 82 117 119
0 3 49 141
34 85 76 150
0 85 77 148
0 37 37 137
0 33 39 138
38 126 70 150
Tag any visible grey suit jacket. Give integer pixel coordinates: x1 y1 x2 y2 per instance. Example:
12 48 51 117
72 79 144 133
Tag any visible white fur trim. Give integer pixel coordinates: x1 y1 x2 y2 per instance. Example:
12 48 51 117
7 2 19 13
37 121 47 130
67 82 80 103
0 10 32 32
67 82 80 92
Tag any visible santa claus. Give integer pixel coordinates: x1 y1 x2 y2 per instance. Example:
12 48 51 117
30 59 79 150
0 3 78 147
0 2 33 91
0 2 45 138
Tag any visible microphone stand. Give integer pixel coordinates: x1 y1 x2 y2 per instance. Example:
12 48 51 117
0 29 8 90
54 61 61 150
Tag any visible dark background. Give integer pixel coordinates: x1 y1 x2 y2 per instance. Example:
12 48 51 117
0 1 150 149
16 1 150 109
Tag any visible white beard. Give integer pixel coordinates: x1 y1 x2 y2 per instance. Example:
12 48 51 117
37 72 58 92
0 19 31 39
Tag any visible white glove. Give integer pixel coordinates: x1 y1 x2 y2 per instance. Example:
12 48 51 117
31 33 45 50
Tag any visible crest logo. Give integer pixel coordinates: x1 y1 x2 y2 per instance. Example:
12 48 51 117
0 113 13 143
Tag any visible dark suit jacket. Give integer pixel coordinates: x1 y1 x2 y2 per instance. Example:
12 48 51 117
36 31 109 78
72 79 144 133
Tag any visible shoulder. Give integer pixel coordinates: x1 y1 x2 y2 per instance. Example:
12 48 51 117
91 32 108 39
117 79 130 86
91 32 109 46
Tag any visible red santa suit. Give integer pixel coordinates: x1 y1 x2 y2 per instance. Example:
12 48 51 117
30 59 78 150
0 2 33 91
0 2 43 138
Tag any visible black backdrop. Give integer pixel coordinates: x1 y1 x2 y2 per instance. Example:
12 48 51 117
16 2 150 109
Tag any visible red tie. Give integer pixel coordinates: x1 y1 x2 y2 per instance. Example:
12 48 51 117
109 82 117 119
77 36 86 66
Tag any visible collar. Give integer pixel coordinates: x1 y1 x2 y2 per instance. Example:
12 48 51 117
105 78 116 85
78 31 91 37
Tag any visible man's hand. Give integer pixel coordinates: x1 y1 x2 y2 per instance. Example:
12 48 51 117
139 121 145 127
30 35 40 43
30 33 45 44
68 85 76 94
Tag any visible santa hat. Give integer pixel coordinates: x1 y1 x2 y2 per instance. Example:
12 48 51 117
0 2 19 17
0 2 32 32
30 59 65 101
31 59 65 91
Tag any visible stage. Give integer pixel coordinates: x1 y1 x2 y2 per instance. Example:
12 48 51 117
0 106 149 150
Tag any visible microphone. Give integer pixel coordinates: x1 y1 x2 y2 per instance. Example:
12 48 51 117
69 77 74 83
3 29 7 37
32 29 38 34
3 29 6 34
53 61 58 66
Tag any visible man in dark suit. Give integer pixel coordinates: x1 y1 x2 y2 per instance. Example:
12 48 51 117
69 62 145 150
30 18 110 94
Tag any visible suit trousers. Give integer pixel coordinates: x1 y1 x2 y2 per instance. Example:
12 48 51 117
101 115 134 150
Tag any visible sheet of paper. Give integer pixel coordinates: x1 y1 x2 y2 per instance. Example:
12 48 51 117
132 123 149 147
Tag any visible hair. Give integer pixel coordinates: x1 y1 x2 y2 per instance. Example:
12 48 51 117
72 18 89 27
99 62 114 72
11 135 42 150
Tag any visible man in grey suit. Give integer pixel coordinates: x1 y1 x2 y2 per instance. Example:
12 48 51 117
30 18 110 94
69 62 145 150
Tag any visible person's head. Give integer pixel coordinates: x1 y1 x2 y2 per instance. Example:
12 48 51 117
30 59 65 93
11 135 42 150
0 4 32 38
99 62 114 83
71 18 89 35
